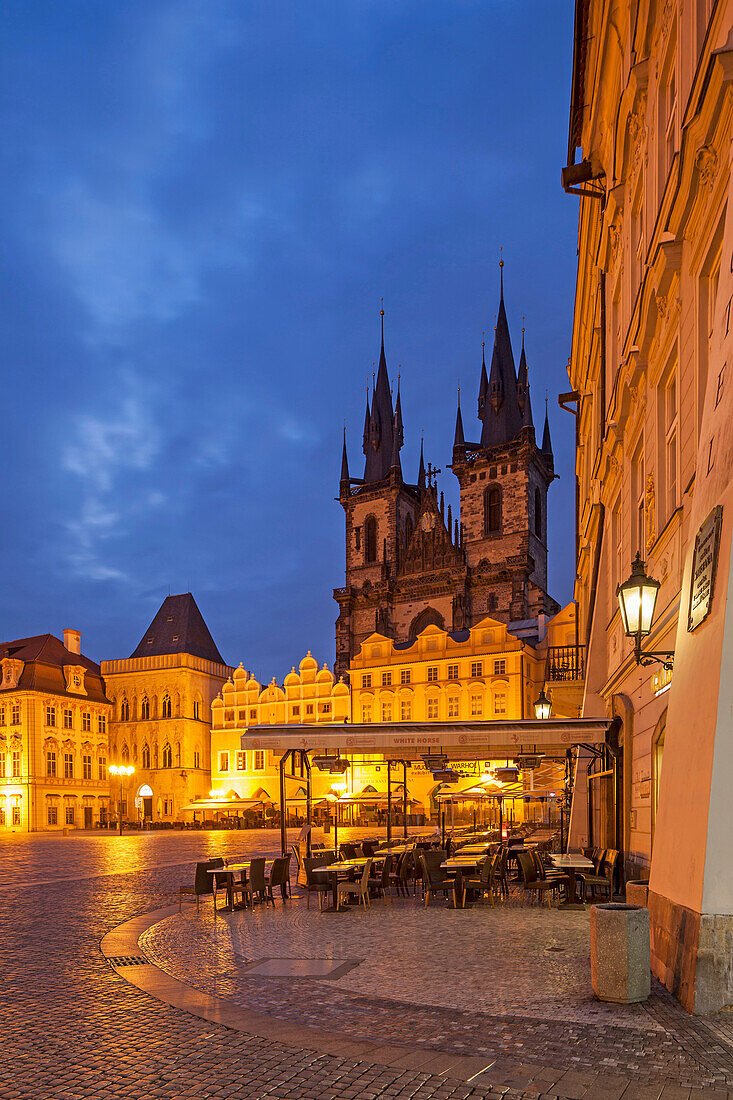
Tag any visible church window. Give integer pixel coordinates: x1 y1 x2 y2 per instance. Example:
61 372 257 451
355 526 361 550
381 671 392 686
219 751 229 773
236 751 246 771
120 698 130 721
142 743 151 769
534 488 542 539
193 750 200 769
494 692 507 716
470 661 483 678
501 465 507 475
470 695 483 717
479 471 486 479
400 669 411 685
400 700 411 721
427 698 439 720
447 664 459 681
141 697 150 720
193 700 201 720
488 593 497 611
122 744 130 764
405 515 413 546
176 744 181 767
427 666 438 682
362 704 372 723
489 466 497 478
161 694 172 719
494 659 506 675
361 674 371 688
448 696 459 718
381 702 392 722
484 487 502 535
364 516 378 563
162 743 172 768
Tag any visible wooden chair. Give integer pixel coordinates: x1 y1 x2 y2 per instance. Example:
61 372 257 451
336 858 373 909
239 857 268 909
179 857 223 913
368 854 392 902
462 853 501 907
516 851 569 907
419 851 457 908
579 849 617 901
302 856 329 909
266 855 292 903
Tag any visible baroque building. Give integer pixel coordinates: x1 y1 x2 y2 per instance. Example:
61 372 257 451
334 285 559 679
0 630 112 832
564 0 733 1011
102 593 231 824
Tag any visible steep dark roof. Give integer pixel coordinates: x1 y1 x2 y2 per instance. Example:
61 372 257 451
480 292 523 448
362 313 402 485
0 634 109 703
130 593 226 664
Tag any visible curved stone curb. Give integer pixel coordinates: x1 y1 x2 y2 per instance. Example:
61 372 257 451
99 905 499 1086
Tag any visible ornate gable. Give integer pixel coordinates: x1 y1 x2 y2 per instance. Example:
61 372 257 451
400 490 461 577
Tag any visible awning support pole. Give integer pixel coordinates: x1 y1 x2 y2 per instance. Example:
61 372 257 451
403 760 408 839
279 750 289 857
387 762 392 846
303 750 312 858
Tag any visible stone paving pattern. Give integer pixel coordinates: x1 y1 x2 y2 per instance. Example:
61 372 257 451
2 829 733 1099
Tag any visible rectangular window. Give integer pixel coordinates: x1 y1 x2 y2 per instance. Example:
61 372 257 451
0 705 4 725
470 661 483 679
493 660 506 676
362 705 372 723
83 755 92 780
11 704 20 725
64 753 73 779
194 751 200 769
470 695 483 717
47 805 58 826
82 712 91 732
219 751 229 773
612 495 623 598
163 799 171 816
254 750 265 771
448 696 459 718
46 706 56 727
0 754 5 778
381 702 392 722
12 806 21 826
98 757 107 781
321 702 331 713
306 704 314 715
46 751 56 778
381 671 392 686
63 708 73 730
236 750 246 772
98 715 106 735
12 751 21 777
427 698 439 720
427 667 438 682
664 370 678 523
633 442 645 554
447 664 459 681
400 700 411 721
361 674 371 688
65 806 74 826
250 708 257 720
225 710 234 722
292 705 300 716
193 700 201 720
238 710 246 722
400 669 411 685
494 692 507 716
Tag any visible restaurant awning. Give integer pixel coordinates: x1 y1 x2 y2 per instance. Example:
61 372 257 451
181 798 266 812
241 718 610 760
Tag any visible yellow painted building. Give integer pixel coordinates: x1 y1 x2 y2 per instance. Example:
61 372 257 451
0 630 112 832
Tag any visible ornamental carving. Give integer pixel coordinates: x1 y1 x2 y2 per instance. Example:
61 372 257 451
629 93 648 174
660 0 676 43
607 222 621 269
646 472 656 551
695 145 718 193
1 658 23 690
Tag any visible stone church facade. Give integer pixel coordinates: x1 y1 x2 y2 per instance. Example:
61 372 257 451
334 281 560 678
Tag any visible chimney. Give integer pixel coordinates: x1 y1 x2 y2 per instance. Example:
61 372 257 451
64 629 81 655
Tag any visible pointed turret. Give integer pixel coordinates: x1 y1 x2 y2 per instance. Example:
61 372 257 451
417 438 426 491
479 260 523 449
516 328 534 430
362 392 371 455
477 343 488 419
542 400 553 460
453 390 466 464
363 307 399 484
340 427 350 494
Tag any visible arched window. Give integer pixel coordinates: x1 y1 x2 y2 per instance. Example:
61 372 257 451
140 696 150 721
175 743 181 768
162 743 172 768
534 487 542 539
121 744 129 763
120 698 129 721
142 743 151 769
404 514 414 547
161 694 172 719
364 515 378 563
484 486 502 535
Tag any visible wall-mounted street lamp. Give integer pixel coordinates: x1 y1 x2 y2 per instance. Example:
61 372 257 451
534 687 552 720
617 553 674 669
109 764 135 836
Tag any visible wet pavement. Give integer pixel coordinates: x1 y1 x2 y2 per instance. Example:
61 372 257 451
2 828 733 1099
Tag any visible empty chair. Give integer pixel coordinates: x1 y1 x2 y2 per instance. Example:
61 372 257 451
240 857 268 909
302 855 330 909
362 841 377 857
266 855 292 903
461 854 500 907
179 857 223 913
340 843 358 859
419 851 457 908
516 851 569 908
336 858 373 909
579 849 617 901
368 854 392 902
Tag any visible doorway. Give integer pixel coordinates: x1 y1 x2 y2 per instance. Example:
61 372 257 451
138 783 154 822
84 806 93 829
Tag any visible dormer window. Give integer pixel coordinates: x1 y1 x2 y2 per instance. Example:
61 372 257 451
64 665 88 696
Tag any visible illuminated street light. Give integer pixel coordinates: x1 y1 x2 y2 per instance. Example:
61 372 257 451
109 764 135 836
617 553 674 669
534 688 552 720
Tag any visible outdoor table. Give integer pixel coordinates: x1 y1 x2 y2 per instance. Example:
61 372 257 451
321 857 375 912
207 861 269 911
548 854 594 910
441 855 484 909
454 842 492 855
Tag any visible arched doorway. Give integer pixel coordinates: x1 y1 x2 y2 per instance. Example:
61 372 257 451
652 709 667 847
409 607 445 643
137 783 154 822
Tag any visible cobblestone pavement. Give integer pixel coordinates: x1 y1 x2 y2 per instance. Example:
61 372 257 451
3 829 733 1099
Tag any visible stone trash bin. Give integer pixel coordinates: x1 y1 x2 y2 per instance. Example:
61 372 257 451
625 879 649 907
590 903 651 1004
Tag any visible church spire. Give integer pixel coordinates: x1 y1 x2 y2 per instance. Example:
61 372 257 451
453 387 466 463
477 340 488 419
479 257 523 449
417 436 426 490
340 425 350 494
542 397 553 459
363 304 397 484
516 321 534 430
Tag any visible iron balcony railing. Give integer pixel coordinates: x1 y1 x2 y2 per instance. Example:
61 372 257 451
546 645 586 682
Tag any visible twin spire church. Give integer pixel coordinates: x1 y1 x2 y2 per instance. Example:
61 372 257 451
333 269 559 678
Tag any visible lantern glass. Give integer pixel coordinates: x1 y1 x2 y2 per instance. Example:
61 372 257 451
617 553 660 638
534 689 551 720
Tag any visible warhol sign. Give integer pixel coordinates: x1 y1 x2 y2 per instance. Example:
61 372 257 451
688 506 723 632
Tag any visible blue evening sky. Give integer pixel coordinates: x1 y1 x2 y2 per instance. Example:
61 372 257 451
1 0 579 679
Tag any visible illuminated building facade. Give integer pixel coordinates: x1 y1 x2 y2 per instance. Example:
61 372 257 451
0 630 112 832
565 0 733 1010
102 593 231 824
334 296 560 678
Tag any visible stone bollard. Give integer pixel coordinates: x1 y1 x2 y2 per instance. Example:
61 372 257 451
590 903 651 1004
625 880 649 907
62 827 69 837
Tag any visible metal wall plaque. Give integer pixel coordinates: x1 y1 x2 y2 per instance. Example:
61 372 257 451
688 505 724 632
